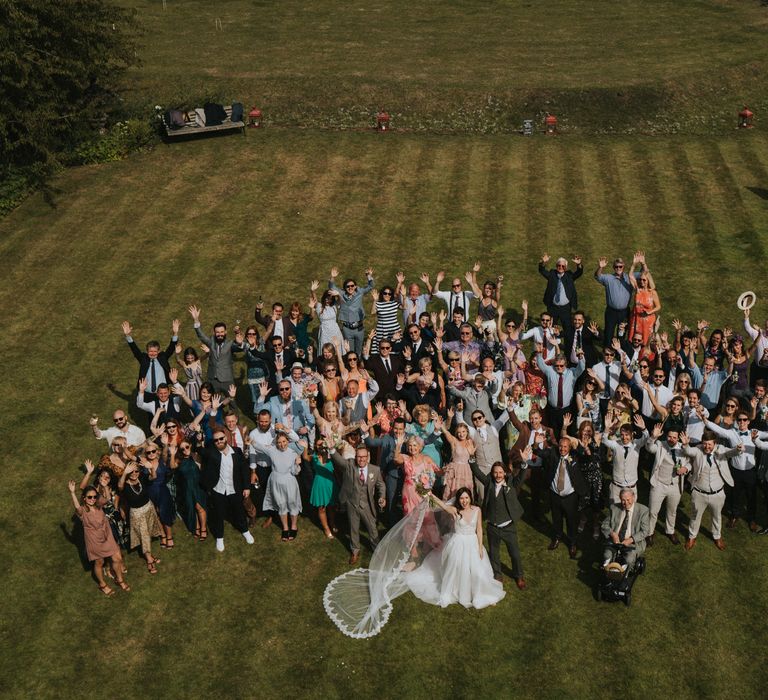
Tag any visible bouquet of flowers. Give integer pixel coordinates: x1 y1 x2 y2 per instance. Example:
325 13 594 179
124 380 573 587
302 381 319 400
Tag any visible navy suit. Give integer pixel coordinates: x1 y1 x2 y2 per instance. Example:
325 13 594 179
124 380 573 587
539 262 583 339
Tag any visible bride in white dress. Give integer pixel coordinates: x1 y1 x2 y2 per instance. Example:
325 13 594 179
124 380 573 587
406 487 505 609
324 486 504 638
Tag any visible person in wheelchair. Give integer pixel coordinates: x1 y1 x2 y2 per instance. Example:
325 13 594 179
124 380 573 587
601 488 650 572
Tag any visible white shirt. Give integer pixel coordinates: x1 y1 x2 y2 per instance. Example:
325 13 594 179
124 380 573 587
434 290 475 321
617 506 634 540
744 318 768 363
640 382 673 419
273 318 285 340
249 426 276 469
551 456 575 496
95 424 146 447
521 326 560 362
214 446 236 495
592 360 622 400
683 404 709 443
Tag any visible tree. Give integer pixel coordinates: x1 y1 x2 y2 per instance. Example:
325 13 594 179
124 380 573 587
0 0 139 183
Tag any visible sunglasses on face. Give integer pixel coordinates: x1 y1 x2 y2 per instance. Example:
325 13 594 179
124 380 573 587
214 437 227 443
145 450 158 455
737 417 750 422
472 415 484 422
452 283 462 288
345 284 356 290
85 495 97 500
380 345 391 350
246 331 257 336
114 417 126 423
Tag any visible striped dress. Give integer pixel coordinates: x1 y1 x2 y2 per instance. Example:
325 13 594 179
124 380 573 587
372 300 401 353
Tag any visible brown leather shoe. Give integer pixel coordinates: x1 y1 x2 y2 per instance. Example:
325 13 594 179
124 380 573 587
684 537 696 551
349 551 360 565
726 517 737 529
568 545 578 559
646 534 655 546
547 538 560 551
515 577 527 590
714 538 726 551
749 521 760 533
666 533 680 545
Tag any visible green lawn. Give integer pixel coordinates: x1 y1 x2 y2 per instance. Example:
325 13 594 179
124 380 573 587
117 0 768 132
2 129 768 697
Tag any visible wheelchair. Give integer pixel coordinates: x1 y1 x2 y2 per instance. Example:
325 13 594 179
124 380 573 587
595 543 646 607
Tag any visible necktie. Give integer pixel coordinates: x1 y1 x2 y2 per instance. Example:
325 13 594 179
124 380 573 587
359 468 365 484
605 366 612 397
576 330 582 350
706 454 713 467
556 458 567 493
671 448 678 464
618 512 629 540
623 446 629 460
149 359 157 393
384 358 391 373
557 375 564 409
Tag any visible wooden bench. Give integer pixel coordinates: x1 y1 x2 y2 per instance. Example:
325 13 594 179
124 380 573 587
161 105 245 138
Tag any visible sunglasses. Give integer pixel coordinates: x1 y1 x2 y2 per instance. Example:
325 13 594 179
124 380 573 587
113 417 126 423
214 437 227 443
246 331 257 336
737 417 750 422
345 284 356 290
347 356 358 361
451 283 462 288
279 387 291 391
84 495 97 500
554 364 566 369
145 450 158 455
379 345 391 350
472 415 484 422
381 291 392 296
653 375 665 379
325 368 336 373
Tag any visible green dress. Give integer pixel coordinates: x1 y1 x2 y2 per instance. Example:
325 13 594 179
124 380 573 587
177 457 208 533
310 455 339 507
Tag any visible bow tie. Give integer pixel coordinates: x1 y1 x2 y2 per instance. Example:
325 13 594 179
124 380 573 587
738 431 749 436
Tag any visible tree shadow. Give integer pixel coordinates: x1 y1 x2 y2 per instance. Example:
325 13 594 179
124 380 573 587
746 187 768 201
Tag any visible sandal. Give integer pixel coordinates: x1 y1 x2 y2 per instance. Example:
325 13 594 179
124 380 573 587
281 530 290 542
324 531 334 539
165 538 175 549
146 561 158 575
116 580 131 592
194 527 201 540
288 529 297 541
98 583 115 597
198 528 207 542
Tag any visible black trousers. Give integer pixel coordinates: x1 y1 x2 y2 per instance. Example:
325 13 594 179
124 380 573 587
548 304 573 340
726 468 758 522
209 490 248 538
487 522 524 578
603 306 629 345
550 491 580 544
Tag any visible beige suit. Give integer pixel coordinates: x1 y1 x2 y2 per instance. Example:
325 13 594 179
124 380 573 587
682 445 737 540
646 438 689 535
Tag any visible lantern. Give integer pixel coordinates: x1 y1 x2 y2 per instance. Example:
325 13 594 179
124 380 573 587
248 107 263 128
738 106 754 129
376 112 391 131
544 113 558 135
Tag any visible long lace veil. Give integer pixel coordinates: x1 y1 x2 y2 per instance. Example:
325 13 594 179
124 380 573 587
323 499 443 638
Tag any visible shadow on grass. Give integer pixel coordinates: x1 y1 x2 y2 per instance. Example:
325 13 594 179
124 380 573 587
746 186 768 201
60 518 90 572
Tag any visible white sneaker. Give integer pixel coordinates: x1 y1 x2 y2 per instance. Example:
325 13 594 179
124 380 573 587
216 538 225 552
243 531 254 545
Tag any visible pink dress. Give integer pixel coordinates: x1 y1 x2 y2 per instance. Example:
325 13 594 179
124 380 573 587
442 442 474 500
79 499 120 561
402 455 441 549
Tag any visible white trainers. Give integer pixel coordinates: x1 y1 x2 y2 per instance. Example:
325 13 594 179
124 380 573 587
215 538 225 552
243 531 254 545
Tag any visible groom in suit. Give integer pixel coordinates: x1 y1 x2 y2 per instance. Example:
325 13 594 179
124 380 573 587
332 445 386 565
471 459 527 590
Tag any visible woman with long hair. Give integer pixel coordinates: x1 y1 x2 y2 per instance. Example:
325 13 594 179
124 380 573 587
311 281 344 356
68 480 130 596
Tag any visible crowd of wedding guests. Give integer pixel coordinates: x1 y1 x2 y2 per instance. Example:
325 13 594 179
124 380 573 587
70 254 768 596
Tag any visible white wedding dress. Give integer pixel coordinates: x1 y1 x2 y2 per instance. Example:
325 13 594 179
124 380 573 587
406 508 505 609
324 501 504 638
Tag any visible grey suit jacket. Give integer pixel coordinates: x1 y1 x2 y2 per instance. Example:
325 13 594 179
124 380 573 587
331 452 385 513
601 502 650 555
646 438 690 494
195 325 243 384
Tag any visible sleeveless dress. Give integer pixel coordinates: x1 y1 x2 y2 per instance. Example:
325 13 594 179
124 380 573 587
630 289 656 346
373 300 401 353
310 455 339 507
315 304 344 351
183 363 203 401
442 442 474 500
147 461 176 526
406 508 505 609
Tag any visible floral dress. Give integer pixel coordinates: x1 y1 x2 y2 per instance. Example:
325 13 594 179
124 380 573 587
575 440 603 509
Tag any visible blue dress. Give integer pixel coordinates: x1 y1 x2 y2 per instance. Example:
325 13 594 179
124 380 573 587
147 462 176 526
309 455 339 507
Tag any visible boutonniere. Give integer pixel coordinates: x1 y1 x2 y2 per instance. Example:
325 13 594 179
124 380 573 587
368 474 374 481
